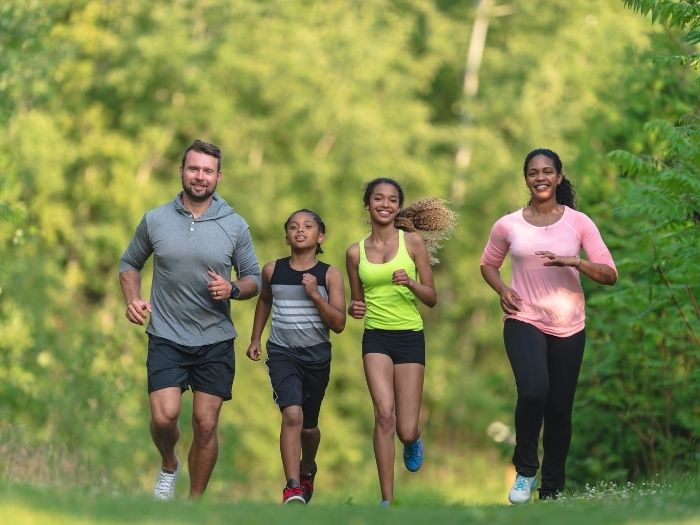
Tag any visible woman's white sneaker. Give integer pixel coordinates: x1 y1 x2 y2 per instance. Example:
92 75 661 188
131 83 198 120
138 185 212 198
508 473 536 504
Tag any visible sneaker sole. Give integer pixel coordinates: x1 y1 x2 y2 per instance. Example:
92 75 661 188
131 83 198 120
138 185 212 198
283 495 306 505
508 496 532 504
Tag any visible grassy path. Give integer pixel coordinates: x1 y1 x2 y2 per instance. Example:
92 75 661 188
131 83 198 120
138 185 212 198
1 476 698 524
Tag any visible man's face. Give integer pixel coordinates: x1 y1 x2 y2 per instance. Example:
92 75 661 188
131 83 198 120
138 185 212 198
180 150 221 202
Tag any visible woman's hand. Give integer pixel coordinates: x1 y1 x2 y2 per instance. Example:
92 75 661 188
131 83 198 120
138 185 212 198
392 268 413 287
499 288 522 314
535 251 578 268
348 299 367 319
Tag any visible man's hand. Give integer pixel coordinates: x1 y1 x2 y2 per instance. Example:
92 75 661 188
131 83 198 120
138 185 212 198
125 299 152 325
208 270 232 301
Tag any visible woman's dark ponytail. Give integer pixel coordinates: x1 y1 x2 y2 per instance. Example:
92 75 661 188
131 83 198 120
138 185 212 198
524 148 576 209
556 176 576 209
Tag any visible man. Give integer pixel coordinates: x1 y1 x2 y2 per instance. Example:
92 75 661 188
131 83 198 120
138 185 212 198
119 139 261 500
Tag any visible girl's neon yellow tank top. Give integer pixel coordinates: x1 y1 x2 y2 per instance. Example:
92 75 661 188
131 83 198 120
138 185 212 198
358 230 423 330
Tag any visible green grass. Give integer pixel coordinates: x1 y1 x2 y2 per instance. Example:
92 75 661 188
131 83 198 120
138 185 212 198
1 476 699 525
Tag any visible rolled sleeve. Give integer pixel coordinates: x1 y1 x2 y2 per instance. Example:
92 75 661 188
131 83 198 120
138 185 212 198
231 222 261 292
119 216 152 274
579 214 617 278
480 218 509 269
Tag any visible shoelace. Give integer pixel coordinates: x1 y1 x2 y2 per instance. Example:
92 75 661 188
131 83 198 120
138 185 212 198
407 440 421 456
514 475 530 491
284 486 304 501
155 471 176 494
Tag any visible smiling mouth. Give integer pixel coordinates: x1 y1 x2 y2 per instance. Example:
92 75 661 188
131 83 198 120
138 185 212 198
534 184 549 190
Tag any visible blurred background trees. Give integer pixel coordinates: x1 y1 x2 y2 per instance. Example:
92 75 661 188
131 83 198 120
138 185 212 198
0 0 697 502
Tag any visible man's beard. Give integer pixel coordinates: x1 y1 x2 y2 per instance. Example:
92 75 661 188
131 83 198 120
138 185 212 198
182 180 217 202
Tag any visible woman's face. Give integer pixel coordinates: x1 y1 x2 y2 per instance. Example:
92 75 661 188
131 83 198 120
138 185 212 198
525 154 562 203
367 182 401 224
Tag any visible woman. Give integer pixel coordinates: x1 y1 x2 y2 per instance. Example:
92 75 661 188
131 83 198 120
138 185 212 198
480 148 617 503
346 178 454 506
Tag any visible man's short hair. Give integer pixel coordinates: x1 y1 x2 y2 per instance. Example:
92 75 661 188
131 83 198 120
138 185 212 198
181 140 222 172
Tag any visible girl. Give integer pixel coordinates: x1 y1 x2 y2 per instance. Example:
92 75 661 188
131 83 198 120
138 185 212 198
247 209 346 504
346 178 455 506
480 148 617 503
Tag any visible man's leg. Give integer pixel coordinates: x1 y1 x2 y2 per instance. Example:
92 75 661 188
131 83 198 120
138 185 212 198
189 390 224 498
149 386 183 472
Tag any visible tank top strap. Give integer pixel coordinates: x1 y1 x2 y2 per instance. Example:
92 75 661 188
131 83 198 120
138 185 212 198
358 235 369 262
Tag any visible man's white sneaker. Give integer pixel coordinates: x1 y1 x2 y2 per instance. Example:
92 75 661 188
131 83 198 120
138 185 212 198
508 473 536 504
153 458 179 501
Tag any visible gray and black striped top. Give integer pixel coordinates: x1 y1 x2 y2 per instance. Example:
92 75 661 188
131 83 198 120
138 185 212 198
266 257 331 364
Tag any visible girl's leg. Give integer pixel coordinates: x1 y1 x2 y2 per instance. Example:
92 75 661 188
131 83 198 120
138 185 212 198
540 329 585 496
394 363 424 444
363 353 396 502
280 405 303 483
503 319 549 477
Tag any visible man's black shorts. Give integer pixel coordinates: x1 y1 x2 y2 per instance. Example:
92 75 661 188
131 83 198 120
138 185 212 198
362 328 425 365
265 353 330 429
147 335 235 400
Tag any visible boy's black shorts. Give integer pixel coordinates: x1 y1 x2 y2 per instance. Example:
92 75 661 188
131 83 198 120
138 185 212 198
362 328 425 365
147 335 235 400
265 353 330 429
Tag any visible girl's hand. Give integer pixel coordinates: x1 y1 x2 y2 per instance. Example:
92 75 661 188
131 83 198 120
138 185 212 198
392 268 413 287
535 251 578 268
499 288 522 315
246 340 262 361
348 299 367 319
301 272 320 299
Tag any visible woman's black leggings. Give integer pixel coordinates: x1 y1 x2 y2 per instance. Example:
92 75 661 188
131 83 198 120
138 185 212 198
503 318 585 495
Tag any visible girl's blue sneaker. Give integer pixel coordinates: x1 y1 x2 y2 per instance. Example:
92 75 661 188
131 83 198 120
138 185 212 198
403 437 424 472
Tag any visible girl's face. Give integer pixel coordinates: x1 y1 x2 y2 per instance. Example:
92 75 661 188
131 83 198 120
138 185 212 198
286 212 324 251
367 182 401 224
525 154 562 203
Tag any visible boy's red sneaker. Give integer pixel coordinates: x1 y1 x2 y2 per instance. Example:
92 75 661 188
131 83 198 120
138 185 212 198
300 463 317 503
282 479 306 504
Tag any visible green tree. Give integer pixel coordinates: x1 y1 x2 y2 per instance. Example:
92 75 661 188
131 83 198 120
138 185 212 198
570 0 700 482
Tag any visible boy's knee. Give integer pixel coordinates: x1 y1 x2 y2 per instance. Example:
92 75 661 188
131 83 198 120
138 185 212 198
282 406 303 427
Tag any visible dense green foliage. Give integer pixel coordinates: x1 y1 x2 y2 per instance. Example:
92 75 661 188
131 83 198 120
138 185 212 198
571 0 700 482
0 0 697 503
